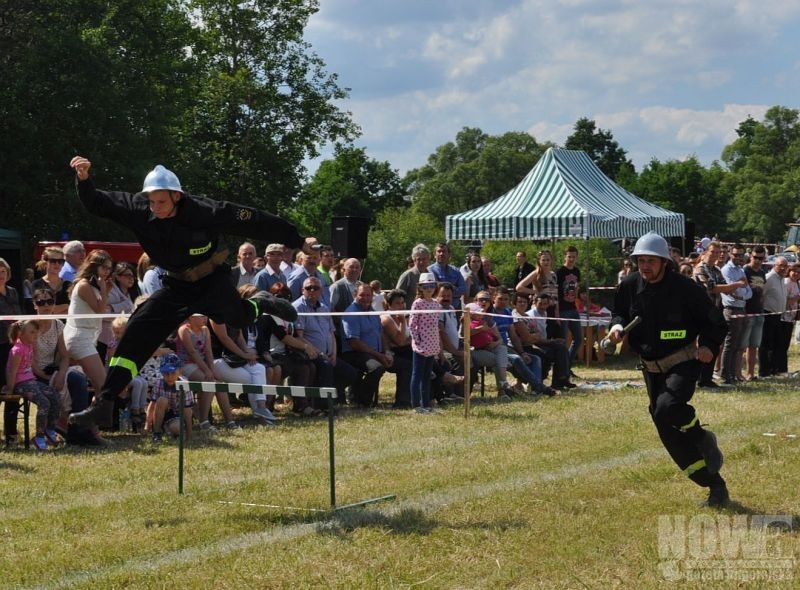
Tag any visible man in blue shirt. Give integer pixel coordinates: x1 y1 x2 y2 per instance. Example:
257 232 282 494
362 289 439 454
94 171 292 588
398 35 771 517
719 244 752 384
287 250 330 306
428 242 467 309
254 243 288 292
341 283 392 407
60 240 85 282
294 277 358 406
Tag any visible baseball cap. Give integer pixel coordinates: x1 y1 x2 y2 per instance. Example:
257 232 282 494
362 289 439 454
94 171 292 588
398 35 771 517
160 353 182 373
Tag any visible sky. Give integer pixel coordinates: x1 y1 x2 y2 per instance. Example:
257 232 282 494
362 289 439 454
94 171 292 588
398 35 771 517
303 0 800 176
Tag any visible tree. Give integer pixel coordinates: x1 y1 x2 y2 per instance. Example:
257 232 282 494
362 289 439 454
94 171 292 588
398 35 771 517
633 157 729 238
293 146 407 241
366 208 457 287
564 117 635 181
0 0 197 249
177 0 358 215
721 106 800 242
406 128 550 224
0 0 358 263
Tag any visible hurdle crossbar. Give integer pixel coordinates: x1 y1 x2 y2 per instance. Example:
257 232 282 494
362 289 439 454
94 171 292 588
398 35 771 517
176 381 395 512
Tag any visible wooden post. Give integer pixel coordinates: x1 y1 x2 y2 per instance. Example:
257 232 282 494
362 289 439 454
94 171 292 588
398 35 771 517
463 308 472 419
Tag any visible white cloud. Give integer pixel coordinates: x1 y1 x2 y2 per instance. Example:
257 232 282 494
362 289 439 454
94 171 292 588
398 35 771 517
304 1 800 175
527 121 573 145
423 14 514 78
638 104 769 146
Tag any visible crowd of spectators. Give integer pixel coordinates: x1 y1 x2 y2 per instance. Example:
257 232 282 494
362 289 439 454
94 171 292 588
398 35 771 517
3 234 800 449
648 240 800 387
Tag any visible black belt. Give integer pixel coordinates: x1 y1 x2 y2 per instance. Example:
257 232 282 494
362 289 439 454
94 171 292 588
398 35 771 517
164 249 229 283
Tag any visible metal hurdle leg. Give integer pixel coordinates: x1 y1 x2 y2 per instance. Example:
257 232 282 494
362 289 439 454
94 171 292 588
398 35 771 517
176 381 396 512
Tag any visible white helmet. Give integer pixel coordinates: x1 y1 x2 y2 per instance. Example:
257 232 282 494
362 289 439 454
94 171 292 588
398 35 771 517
631 231 671 260
142 165 182 193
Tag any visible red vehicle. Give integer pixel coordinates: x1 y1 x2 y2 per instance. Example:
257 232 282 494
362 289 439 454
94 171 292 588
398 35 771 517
33 241 144 266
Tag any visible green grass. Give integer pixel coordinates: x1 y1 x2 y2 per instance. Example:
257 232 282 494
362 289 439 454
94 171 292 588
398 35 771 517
2 353 800 589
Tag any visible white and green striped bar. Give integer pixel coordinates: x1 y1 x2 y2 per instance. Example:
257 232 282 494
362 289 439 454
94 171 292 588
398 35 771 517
177 381 337 400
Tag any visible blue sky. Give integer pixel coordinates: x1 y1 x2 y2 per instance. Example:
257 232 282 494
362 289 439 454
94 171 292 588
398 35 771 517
304 0 800 176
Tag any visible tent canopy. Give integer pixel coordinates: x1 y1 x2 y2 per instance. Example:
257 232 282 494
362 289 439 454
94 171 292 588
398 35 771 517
446 148 685 241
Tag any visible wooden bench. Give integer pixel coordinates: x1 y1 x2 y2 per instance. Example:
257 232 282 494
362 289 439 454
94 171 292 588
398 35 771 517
0 394 31 449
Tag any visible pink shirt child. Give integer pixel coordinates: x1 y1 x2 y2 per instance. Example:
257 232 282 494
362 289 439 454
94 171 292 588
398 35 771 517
9 341 35 384
409 298 441 357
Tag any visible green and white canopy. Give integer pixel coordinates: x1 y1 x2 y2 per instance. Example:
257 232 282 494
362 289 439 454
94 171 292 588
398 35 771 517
446 148 684 241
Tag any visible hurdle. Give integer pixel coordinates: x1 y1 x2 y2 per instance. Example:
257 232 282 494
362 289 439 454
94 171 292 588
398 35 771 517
175 381 396 512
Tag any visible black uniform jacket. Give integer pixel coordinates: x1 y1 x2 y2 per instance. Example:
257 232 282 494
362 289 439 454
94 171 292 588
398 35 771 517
77 179 303 273
612 270 727 361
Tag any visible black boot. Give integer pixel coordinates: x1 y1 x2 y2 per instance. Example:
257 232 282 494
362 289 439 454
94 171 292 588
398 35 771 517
705 480 730 508
69 397 115 429
250 291 297 322
697 430 724 474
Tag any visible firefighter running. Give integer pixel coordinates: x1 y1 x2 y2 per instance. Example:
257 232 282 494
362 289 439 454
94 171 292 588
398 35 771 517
607 231 730 507
68 156 306 428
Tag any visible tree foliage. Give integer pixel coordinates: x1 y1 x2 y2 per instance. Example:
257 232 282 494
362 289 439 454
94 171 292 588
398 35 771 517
405 128 550 224
365 208 457 287
632 157 728 238
721 106 800 242
1 0 197 246
1 0 356 259
564 117 635 181
177 0 358 213
293 146 407 241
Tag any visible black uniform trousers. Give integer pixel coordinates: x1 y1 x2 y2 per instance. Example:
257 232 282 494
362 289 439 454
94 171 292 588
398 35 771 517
641 358 723 489
758 313 782 377
101 266 255 401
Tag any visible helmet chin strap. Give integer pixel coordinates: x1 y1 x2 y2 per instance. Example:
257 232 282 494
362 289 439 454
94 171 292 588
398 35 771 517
167 191 181 216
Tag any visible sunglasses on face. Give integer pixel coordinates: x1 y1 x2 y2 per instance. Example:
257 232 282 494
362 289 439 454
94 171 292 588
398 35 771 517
752 256 765 260
46 258 65 264
34 298 55 306
304 285 320 291
477 297 491 302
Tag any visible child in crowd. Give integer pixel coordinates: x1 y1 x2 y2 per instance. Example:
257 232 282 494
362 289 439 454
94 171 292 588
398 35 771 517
150 354 194 442
408 273 441 414
5 320 62 449
176 313 238 429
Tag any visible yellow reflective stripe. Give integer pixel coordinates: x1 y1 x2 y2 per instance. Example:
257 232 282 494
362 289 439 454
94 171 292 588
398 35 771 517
109 356 138 379
680 416 699 432
685 459 706 476
248 299 259 316
660 330 687 340
189 242 212 256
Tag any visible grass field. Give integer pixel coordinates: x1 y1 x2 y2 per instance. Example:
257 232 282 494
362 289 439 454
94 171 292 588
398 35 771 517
2 353 800 589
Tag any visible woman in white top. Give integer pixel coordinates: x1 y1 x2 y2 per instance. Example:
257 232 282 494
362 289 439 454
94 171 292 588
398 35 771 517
515 250 559 335
64 249 113 397
97 262 137 361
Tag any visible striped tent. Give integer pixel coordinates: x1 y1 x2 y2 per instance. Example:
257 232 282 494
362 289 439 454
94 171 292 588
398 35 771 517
446 148 684 241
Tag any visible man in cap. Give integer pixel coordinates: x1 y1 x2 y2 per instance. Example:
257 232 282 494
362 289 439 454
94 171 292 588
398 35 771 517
67 156 309 429
607 231 730 507
255 244 289 292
